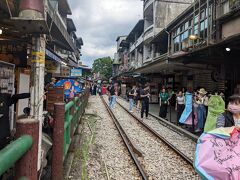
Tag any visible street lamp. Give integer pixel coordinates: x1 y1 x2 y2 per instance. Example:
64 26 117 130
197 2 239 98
0 29 2 35
189 35 202 40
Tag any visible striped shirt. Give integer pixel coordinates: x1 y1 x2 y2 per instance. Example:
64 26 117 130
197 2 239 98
216 114 240 128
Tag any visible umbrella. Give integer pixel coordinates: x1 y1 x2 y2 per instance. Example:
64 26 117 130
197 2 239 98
194 127 240 180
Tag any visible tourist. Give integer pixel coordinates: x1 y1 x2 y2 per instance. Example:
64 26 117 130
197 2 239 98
93 84 97 95
195 88 208 132
216 94 240 128
136 85 142 113
128 86 136 112
159 87 169 119
140 85 150 119
175 90 185 124
45 77 56 90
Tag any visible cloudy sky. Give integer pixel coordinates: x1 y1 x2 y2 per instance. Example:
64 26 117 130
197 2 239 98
69 0 143 67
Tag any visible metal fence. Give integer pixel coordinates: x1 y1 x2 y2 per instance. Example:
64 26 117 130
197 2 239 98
0 135 32 177
63 89 89 160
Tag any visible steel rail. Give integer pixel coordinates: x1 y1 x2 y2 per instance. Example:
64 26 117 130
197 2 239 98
118 96 198 142
100 96 149 180
116 100 194 165
148 112 198 142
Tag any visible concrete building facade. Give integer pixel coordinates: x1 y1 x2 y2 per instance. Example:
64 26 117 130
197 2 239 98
115 0 240 99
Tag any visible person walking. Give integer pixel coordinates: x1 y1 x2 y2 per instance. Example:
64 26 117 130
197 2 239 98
109 84 117 109
159 87 169 119
175 90 185 125
140 86 150 119
128 86 136 112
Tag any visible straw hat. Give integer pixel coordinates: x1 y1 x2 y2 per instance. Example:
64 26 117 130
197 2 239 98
198 88 207 95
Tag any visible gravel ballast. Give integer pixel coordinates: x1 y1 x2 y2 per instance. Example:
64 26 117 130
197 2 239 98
104 96 200 179
117 97 197 162
69 95 141 179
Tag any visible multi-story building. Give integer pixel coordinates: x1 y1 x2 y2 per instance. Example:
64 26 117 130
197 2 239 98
115 0 240 97
166 0 240 96
113 36 128 77
142 0 193 64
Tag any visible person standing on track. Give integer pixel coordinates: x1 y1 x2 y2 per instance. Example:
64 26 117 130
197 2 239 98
140 85 150 119
128 86 136 112
108 84 115 108
159 87 169 119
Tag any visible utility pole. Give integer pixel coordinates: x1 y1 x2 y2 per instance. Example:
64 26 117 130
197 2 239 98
18 0 46 170
30 35 46 170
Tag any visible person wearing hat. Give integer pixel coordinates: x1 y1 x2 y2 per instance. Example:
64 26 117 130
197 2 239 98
45 77 56 90
195 88 209 132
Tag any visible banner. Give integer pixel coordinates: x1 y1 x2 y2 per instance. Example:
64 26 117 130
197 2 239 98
179 92 198 125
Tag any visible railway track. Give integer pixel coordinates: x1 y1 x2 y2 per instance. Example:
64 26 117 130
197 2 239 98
117 97 197 163
101 95 199 179
100 95 148 180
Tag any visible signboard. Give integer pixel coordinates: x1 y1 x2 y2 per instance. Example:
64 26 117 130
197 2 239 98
70 68 82 77
45 60 58 73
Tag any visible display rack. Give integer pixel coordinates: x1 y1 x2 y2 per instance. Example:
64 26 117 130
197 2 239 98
0 61 15 131
150 83 159 103
0 61 15 94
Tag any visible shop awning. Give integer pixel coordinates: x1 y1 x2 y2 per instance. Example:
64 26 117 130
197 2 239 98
45 49 62 63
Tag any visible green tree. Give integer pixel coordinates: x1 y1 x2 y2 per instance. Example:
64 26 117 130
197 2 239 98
92 57 113 80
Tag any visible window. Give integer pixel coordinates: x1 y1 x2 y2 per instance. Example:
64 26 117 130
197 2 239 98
177 27 180 34
174 36 180 52
200 10 205 20
185 22 189 30
200 21 205 31
194 24 199 35
194 14 199 24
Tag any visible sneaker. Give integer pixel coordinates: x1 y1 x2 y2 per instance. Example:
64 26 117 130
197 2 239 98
129 110 133 113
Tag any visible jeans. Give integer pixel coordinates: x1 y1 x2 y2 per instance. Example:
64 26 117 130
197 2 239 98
129 98 134 111
141 100 149 118
197 104 206 129
110 95 116 108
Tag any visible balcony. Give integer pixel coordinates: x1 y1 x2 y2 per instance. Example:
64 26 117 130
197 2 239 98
135 34 144 48
143 25 154 41
129 44 135 53
216 0 240 19
46 0 76 51
144 0 154 12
